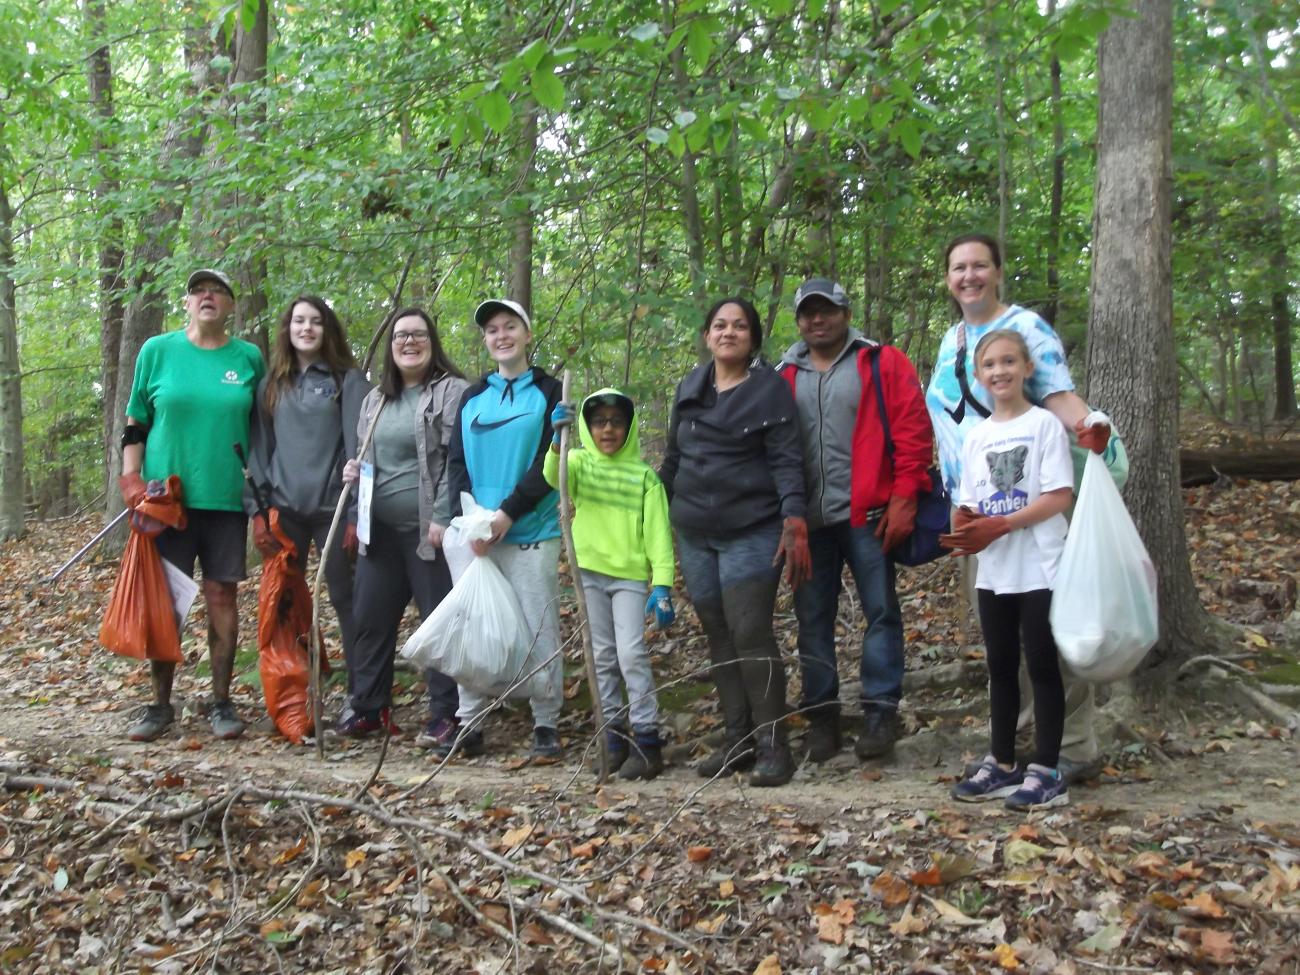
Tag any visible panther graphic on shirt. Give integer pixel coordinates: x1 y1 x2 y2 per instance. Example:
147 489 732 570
981 445 1029 516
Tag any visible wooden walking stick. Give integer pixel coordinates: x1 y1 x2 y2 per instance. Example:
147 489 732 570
309 399 385 760
557 371 609 782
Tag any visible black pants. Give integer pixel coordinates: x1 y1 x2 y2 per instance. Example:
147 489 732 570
349 520 456 718
977 588 1064 769
276 510 357 667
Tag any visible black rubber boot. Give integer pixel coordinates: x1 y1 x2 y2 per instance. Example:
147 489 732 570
696 731 756 778
619 731 665 781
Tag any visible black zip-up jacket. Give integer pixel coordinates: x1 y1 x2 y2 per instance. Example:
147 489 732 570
659 358 806 535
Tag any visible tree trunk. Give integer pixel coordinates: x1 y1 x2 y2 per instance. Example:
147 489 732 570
508 106 537 315
106 29 217 518
84 0 127 506
221 0 270 354
663 0 707 308
1265 148 1297 420
1084 0 1218 674
0 161 24 541
1044 0 1064 326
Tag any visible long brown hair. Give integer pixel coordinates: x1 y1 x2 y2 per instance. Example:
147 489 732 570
378 307 465 398
264 295 359 413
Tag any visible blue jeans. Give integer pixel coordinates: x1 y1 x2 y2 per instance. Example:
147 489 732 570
793 520 903 713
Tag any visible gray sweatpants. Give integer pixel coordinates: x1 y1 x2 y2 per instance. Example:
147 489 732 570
581 570 659 734
447 535 565 729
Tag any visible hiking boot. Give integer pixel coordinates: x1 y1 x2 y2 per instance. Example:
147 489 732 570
749 742 795 787
127 703 175 742
951 755 1024 802
601 728 630 774
529 726 563 759
432 728 485 760
1004 764 1070 811
414 716 459 750
696 735 756 779
619 732 664 781
854 705 902 759
208 701 245 741
803 709 843 763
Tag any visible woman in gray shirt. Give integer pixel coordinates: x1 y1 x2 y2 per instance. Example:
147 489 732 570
340 308 468 742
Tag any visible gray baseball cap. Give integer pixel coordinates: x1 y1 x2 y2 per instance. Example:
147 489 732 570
186 268 235 297
794 277 849 312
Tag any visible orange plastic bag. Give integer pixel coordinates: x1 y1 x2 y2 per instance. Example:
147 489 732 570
98 476 188 663
257 508 318 744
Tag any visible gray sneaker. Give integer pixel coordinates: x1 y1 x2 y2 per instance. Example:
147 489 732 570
127 703 175 742
208 701 245 740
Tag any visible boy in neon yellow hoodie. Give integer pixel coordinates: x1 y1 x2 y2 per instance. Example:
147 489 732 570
545 389 675 780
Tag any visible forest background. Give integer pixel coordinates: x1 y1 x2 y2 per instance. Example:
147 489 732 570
1 0 1296 538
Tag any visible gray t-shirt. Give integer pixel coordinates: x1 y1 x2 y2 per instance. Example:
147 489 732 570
370 386 421 532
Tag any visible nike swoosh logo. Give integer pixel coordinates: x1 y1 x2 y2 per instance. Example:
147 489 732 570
470 412 532 433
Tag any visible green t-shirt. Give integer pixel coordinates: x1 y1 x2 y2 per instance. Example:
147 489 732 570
126 329 266 511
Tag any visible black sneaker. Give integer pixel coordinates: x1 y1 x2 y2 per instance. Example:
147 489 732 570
530 726 563 759
854 706 902 759
127 703 175 742
432 728 485 760
208 701 245 740
601 728 630 774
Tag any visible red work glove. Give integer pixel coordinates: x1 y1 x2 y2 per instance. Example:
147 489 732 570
1074 410 1112 455
252 512 281 558
939 515 1011 556
875 494 918 554
342 522 359 559
775 516 812 590
118 472 147 509
951 506 982 532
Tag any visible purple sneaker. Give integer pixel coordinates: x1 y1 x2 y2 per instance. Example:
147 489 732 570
415 716 460 750
951 756 1024 802
1004 764 1070 811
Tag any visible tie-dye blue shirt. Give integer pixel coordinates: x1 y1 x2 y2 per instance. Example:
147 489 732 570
924 305 1074 496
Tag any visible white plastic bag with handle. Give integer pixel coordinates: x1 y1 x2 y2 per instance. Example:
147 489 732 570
1050 451 1159 682
400 493 537 697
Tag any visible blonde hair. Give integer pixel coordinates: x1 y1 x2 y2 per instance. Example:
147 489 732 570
972 328 1032 377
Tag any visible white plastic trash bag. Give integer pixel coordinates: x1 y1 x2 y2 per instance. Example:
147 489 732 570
400 494 537 697
1050 452 1159 682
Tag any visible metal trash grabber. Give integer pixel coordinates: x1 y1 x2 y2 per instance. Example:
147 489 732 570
44 507 130 584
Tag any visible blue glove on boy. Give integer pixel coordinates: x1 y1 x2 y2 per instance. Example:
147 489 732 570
645 585 675 629
550 401 575 444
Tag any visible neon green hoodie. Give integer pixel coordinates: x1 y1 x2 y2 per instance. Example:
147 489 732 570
543 388 675 587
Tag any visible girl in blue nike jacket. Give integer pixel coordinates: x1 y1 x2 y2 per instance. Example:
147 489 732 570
433 298 566 760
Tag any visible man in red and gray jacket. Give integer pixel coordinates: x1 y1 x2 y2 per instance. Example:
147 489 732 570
778 279 934 762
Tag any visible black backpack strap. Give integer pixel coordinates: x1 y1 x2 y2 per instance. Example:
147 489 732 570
870 347 895 462
944 322 992 424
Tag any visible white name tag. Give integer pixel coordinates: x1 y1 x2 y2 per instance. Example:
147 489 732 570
357 462 375 546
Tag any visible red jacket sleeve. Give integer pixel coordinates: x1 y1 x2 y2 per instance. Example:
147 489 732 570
879 346 934 500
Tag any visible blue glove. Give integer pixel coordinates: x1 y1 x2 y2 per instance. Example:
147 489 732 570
645 585 674 629
550 401 575 444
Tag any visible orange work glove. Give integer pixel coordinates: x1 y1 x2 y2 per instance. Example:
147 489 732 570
951 505 982 532
875 495 918 553
775 516 812 590
252 512 281 557
1074 410 1112 455
939 515 1011 557
118 472 147 509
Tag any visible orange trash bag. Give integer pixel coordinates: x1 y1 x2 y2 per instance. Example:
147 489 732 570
257 507 320 744
99 476 188 663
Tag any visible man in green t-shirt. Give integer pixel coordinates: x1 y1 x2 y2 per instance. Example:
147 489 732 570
119 268 266 742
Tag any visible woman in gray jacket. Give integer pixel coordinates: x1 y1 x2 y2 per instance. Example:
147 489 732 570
339 308 468 741
248 295 369 674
